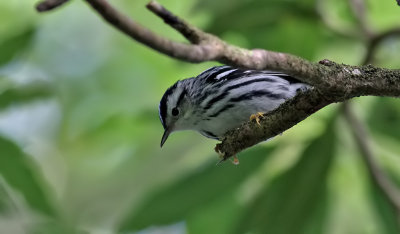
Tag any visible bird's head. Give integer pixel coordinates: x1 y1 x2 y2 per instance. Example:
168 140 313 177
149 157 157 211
158 79 196 147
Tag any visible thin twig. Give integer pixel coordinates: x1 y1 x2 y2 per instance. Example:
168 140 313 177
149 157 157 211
84 0 324 85
315 0 359 39
84 0 221 63
146 1 209 44
84 0 400 95
344 0 400 224
348 0 400 65
342 103 400 222
36 0 70 12
348 0 375 38
363 28 400 65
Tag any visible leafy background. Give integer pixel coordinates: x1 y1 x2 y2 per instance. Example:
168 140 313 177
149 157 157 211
0 0 399 233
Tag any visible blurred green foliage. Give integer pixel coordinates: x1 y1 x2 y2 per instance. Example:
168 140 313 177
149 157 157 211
0 28 35 66
0 0 399 233
120 146 277 232
233 114 337 234
0 136 59 229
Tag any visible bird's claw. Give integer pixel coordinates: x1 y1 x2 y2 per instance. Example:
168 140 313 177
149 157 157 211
250 112 264 126
216 154 239 166
231 155 240 165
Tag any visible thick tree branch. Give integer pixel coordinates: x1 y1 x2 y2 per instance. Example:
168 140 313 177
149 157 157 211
35 0 400 160
216 89 332 159
217 60 400 159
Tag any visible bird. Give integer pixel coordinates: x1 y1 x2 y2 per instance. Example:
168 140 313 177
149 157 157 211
158 65 309 149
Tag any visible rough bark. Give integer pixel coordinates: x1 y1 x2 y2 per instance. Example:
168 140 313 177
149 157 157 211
35 0 400 160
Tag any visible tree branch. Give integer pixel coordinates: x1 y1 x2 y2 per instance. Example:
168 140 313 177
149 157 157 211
348 0 375 38
215 60 400 159
348 0 400 65
345 0 400 224
35 0 400 160
83 0 325 86
216 89 332 159
316 0 359 39
36 0 70 12
84 0 221 63
363 28 400 65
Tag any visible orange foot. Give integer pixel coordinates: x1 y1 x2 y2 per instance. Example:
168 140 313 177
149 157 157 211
231 155 239 165
215 152 239 165
250 112 264 126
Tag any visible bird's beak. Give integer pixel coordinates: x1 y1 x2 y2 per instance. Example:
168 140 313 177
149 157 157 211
160 127 171 148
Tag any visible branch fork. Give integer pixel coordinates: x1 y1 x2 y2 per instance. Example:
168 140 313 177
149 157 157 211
35 0 400 160
34 0 400 223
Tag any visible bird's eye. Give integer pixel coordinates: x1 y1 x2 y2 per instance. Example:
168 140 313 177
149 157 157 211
171 107 179 116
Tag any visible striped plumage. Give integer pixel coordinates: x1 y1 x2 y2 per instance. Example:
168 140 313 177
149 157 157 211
159 65 309 146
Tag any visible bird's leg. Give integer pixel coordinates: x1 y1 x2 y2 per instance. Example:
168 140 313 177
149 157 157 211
250 112 265 126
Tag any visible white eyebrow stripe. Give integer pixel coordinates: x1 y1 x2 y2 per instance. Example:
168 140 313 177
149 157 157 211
215 69 237 80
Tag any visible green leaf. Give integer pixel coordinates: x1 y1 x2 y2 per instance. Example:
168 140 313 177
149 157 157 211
0 85 53 109
0 27 35 66
368 168 400 234
0 136 57 216
367 98 400 139
30 220 84 234
234 115 337 234
118 146 276 232
0 183 13 213
186 194 242 234
369 186 400 234
365 98 400 233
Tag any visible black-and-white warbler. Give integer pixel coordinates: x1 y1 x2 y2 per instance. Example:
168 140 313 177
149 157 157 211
159 65 309 147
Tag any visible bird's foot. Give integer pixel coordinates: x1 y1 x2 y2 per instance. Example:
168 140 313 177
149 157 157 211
250 112 264 126
230 155 240 165
215 147 239 165
217 155 239 165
